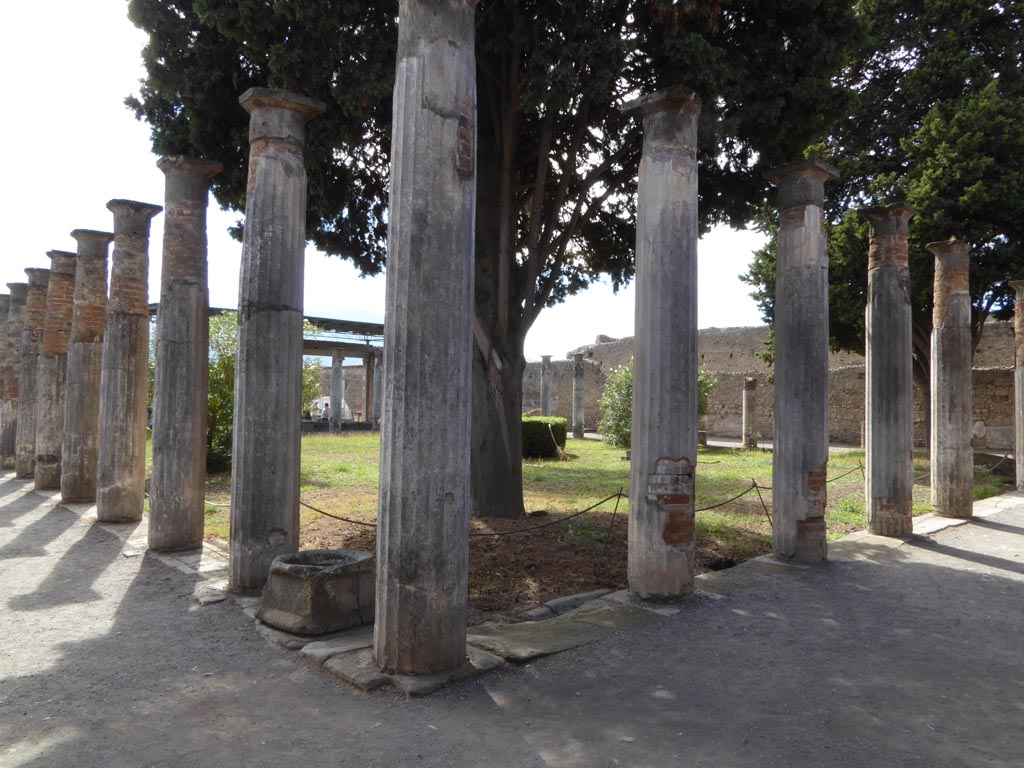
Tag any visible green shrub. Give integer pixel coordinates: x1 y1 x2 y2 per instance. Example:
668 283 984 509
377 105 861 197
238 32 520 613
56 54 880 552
522 416 568 458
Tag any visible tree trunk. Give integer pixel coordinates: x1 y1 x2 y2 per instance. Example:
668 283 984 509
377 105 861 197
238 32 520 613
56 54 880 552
471 344 526 518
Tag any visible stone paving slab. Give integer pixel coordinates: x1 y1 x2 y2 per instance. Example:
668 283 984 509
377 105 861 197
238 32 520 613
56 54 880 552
300 624 375 663
323 648 390 692
389 647 507 698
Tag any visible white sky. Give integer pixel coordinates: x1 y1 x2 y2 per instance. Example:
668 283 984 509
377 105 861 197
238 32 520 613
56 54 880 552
0 2 767 366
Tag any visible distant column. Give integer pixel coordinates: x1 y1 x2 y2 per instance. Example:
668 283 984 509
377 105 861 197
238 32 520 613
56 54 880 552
540 355 552 416
149 156 222 551
861 203 916 536
766 160 838 563
35 251 77 490
330 351 345 430
372 352 382 425
928 238 973 518
1 286 27 469
229 88 325 594
0 295 8 451
61 229 113 502
622 86 700 599
374 0 476 676
96 200 162 522
572 353 585 439
363 352 375 424
1012 280 1024 491
15 269 49 478
742 377 758 449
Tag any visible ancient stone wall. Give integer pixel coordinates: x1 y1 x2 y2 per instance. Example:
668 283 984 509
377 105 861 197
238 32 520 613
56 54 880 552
522 358 605 430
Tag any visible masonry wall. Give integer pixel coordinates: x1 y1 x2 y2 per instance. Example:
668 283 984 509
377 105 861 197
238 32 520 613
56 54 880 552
522 358 605 430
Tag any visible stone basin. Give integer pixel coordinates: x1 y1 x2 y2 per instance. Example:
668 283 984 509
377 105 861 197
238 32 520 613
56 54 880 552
256 549 375 635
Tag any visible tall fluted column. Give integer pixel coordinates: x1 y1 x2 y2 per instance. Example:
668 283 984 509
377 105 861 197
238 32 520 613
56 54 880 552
229 88 324 593
0 294 11 469
572 353 585 439
1012 280 1024 491
61 230 113 502
15 269 49 478
374 0 476 676
928 238 973 517
96 200 162 522
363 352 375 423
540 355 552 416
861 204 916 536
623 86 701 600
35 251 76 490
149 156 222 551
2 286 27 468
330 351 345 430
766 160 838 563
742 377 758 450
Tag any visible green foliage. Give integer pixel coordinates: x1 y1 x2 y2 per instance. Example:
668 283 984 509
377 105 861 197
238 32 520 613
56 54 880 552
522 416 568 459
598 361 717 448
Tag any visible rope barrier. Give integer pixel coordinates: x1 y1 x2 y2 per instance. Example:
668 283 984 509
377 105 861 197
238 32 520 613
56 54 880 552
299 499 377 528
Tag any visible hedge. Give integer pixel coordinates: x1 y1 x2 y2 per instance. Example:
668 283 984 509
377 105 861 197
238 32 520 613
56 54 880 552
522 416 568 458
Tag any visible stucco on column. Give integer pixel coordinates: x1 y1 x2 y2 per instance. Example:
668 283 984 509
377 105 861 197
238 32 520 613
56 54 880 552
149 156 222 551
1 285 27 469
540 355 552 416
374 0 476 676
622 86 700 600
572 353 585 439
742 377 758 450
861 203 916 536
35 251 76 490
61 229 113 502
330 351 345 429
766 159 838 563
229 88 324 594
96 200 162 522
15 269 49 478
1011 280 1024 491
928 238 973 517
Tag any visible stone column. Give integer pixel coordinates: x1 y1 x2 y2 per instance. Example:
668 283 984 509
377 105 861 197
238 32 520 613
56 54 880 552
0 295 8 445
330 351 345 429
95 201 162 522
540 355 552 415
928 238 973 518
35 251 77 490
149 156 222 551
375 0 476 676
229 88 325 594
765 160 838 563
861 203 916 536
2 286 27 469
1012 280 1024 491
572 353 585 439
372 351 382 425
363 352 375 424
61 230 113 502
622 86 700 600
742 377 758 449
15 269 49 478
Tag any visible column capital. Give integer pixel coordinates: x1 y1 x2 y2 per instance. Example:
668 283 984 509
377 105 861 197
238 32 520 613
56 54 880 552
25 268 50 288
765 159 839 209
7 283 27 304
744 376 757 390
70 229 114 257
857 202 916 236
622 85 700 119
540 354 551 363
107 199 164 222
1008 279 1024 296
46 250 77 275
157 155 223 178
239 88 326 144
926 237 969 266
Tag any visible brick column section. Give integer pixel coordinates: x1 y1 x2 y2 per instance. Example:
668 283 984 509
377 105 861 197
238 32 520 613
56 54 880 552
765 160 838 563
860 203 916 536
229 88 325 594
330 351 345 430
35 251 77 490
742 377 758 450
1 286 27 468
572 353 585 439
96 200 162 522
622 86 701 599
15 269 49 478
928 238 973 517
61 230 113 502
374 0 476 676
149 156 222 551
540 355 552 416
1011 280 1024 491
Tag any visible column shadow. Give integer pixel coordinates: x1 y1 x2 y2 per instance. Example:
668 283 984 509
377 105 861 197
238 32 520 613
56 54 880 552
0 502 79 559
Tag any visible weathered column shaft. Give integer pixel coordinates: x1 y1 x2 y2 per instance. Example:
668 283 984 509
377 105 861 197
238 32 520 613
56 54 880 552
15 269 49 478
149 156 222 551
35 251 77 490
0 295 9 461
862 204 916 536
61 230 114 502
742 377 758 450
330 351 345 430
374 0 476 676
623 86 701 600
572 353 585 439
540 355 552 416
2 287 27 469
96 201 162 522
767 160 838 563
929 238 973 517
229 88 325 593
1012 280 1024 491
363 353 375 423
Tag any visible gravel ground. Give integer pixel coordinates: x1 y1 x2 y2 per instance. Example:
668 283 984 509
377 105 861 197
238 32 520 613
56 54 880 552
1 471 1022 768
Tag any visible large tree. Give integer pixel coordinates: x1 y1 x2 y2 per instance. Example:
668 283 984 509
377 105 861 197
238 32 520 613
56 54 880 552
128 0 860 517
